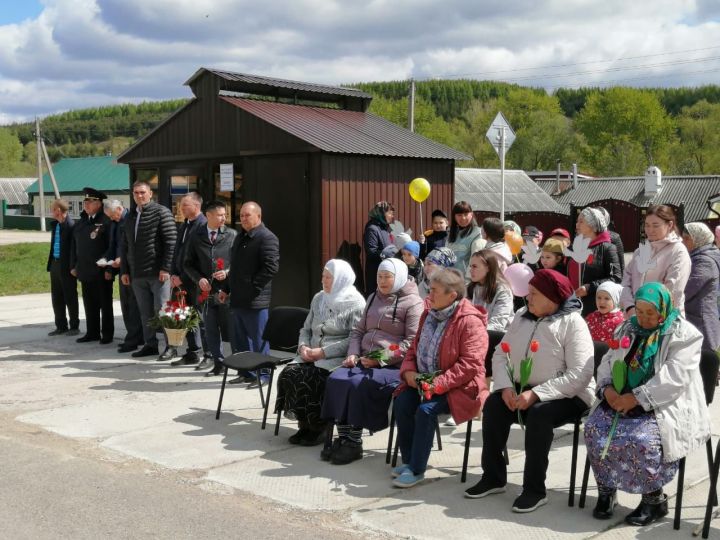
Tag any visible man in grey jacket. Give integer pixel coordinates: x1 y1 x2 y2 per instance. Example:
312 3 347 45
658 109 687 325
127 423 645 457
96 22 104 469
120 181 177 359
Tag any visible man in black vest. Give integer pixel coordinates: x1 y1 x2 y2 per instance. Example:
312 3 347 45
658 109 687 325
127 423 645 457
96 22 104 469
104 199 144 352
223 201 279 386
184 200 237 375
120 180 177 359
169 192 208 365
71 187 114 344
47 198 79 336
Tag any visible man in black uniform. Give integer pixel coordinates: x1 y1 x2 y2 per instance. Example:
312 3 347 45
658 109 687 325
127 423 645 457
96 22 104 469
47 198 80 336
71 187 114 344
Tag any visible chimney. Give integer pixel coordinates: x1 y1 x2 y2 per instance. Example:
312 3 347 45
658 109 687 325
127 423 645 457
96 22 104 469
572 163 578 189
644 166 662 195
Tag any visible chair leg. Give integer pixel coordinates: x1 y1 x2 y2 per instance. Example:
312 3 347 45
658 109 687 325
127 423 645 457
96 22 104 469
702 441 720 538
707 439 718 506
260 368 275 430
461 419 473 483
435 419 443 451
386 406 396 465
274 408 282 436
579 456 591 509
673 457 686 530
503 446 510 465
568 418 580 507
215 367 229 420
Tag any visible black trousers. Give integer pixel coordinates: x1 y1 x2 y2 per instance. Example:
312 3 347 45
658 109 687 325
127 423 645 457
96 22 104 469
80 278 114 340
119 280 144 346
50 259 79 331
481 390 587 497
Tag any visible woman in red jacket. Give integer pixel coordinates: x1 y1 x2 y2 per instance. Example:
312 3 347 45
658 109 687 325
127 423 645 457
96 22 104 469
391 268 489 487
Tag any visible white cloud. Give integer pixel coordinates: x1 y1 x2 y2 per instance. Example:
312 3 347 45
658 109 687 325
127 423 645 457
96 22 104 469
0 0 718 122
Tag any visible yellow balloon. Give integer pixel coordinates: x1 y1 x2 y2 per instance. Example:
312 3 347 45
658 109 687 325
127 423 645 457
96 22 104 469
505 230 524 256
408 177 431 203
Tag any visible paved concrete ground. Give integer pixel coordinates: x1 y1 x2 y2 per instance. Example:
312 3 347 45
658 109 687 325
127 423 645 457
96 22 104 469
0 229 51 245
1 293 719 539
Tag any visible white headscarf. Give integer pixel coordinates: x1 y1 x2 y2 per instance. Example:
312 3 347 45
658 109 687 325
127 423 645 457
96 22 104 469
320 259 362 318
597 281 623 312
378 258 409 294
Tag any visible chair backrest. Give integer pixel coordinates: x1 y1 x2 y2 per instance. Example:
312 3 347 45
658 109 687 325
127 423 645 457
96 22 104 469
592 341 609 379
699 349 720 405
262 306 310 352
486 330 505 364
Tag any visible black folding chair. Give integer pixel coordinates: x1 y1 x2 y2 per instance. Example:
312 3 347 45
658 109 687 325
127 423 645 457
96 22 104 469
215 306 309 430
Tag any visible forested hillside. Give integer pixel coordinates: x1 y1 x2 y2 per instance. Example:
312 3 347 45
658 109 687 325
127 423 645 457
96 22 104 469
2 80 720 178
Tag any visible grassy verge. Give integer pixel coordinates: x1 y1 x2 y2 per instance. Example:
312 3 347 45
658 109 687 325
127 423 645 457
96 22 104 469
0 243 51 296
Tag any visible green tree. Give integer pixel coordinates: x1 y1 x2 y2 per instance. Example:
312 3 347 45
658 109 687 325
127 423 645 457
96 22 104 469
0 129 24 175
667 99 720 174
575 87 675 176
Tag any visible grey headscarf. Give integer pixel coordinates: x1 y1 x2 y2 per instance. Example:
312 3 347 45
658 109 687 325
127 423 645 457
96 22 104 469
580 207 608 233
684 222 715 248
378 258 409 293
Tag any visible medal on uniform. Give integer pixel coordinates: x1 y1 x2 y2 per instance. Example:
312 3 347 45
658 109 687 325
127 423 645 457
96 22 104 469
90 225 101 240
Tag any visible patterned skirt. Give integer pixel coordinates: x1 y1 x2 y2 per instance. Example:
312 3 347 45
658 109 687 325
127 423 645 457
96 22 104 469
584 402 679 494
321 366 400 432
274 363 330 428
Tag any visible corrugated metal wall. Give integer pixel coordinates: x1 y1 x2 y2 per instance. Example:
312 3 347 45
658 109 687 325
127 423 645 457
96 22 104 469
320 154 454 291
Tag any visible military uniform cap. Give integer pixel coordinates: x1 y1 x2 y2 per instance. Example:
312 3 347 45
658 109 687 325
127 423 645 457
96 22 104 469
83 187 107 201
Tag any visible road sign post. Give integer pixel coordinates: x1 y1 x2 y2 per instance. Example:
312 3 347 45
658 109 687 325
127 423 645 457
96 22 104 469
486 112 515 221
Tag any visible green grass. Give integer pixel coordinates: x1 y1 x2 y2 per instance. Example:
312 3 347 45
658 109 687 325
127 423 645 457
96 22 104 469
0 243 51 296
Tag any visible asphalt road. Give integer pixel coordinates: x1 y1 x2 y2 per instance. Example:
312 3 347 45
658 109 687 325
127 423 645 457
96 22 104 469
0 413 365 540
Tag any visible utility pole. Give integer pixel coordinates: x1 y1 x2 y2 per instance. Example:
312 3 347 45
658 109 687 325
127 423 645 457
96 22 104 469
35 117 46 232
407 78 415 132
499 126 506 221
40 139 60 198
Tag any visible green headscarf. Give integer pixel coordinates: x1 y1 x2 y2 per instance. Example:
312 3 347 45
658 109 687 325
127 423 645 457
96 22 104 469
368 201 392 227
627 282 680 388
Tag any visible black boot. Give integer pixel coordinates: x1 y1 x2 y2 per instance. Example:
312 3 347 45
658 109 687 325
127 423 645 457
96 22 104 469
624 494 668 526
593 490 617 520
299 424 329 447
289 421 311 445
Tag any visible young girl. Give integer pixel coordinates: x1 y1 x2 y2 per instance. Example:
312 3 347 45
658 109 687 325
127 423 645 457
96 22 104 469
467 250 514 332
539 238 567 274
585 281 625 342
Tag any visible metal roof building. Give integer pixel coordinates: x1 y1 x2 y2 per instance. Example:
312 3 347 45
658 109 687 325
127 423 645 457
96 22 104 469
0 178 35 205
118 68 469 306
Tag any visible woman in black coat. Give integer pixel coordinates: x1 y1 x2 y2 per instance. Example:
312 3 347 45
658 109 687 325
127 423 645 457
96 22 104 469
570 207 622 316
363 201 394 296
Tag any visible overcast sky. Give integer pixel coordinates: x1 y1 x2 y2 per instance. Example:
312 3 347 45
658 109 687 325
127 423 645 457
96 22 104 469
1 0 719 124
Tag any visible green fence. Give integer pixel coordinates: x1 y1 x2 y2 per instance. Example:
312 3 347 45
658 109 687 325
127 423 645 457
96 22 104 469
1 201 52 230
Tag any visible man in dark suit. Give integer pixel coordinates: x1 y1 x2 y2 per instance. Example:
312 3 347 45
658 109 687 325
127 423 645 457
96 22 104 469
71 187 114 344
47 198 79 336
183 200 237 375
223 201 279 386
120 180 177 359
104 199 144 353
169 192 208 365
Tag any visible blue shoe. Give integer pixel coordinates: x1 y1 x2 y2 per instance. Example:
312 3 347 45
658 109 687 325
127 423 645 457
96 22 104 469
393 470 425 488
391 464 411 478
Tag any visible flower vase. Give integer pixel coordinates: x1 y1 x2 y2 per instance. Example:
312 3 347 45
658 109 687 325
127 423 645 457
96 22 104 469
165 328 188 347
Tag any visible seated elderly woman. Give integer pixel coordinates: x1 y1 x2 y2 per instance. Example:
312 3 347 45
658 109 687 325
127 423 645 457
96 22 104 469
584 282 710 526
320 258 423 465
391 268 489 487
464 269 595 513
274 259 366 446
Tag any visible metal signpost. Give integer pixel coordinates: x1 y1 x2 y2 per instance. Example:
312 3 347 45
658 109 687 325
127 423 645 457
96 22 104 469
485 112 516 221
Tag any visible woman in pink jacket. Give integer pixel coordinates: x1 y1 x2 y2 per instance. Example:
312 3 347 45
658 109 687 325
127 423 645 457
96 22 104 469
391 268 489 487
620 205 690 317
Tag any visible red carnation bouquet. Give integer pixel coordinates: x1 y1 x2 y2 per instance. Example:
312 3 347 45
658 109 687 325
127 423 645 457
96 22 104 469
198 257 226 305
502 339 539 429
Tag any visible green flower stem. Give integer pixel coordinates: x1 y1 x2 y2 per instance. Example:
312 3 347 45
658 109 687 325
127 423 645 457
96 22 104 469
600 411 619 460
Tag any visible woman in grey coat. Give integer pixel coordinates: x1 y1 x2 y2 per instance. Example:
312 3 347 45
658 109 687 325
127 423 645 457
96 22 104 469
274 259 365 446
682 223 720 353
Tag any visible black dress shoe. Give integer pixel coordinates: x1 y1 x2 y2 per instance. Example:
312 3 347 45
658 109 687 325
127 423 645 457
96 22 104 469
157 347 178 361
593 491 618 520
205 366 224 377
229 375 255 385
117 343 139 353
171 350 200 366
132 346 159 358
76 335 100 343
196 357 214 370
48 328 68 336
624 495 668 526
66 328 80 336
100 337 114 344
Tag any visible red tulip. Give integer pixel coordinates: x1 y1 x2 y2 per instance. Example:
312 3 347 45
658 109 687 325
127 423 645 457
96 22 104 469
530 340 540 353
423 391 432 401
389 344 400 351
421 381 430 392
608 339 620 350
620 336 631 349
216 258 225 270
501 342 511 354
586 254 594 265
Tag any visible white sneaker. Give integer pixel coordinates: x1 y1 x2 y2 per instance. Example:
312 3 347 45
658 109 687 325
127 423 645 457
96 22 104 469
444 417 457 427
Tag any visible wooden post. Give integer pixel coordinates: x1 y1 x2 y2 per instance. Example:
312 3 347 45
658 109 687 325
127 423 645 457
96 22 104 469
35 117 46 232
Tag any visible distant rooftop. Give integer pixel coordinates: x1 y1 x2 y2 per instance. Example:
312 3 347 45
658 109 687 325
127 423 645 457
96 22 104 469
0 178 35 205
26 156 129 195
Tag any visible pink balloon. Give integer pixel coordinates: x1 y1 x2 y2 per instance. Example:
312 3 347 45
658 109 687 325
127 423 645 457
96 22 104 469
504 263 534 297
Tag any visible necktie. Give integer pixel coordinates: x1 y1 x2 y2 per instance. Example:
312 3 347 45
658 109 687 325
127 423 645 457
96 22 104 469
210 230 217 244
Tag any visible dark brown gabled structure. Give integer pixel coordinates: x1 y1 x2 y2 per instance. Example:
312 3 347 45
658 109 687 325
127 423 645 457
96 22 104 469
118 68 468 306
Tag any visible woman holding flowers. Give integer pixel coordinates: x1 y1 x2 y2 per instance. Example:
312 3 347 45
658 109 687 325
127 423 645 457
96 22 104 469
464 269 595 513
584 282 710 526
390 268 489 487
321 258 423 465
274 260 366 446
